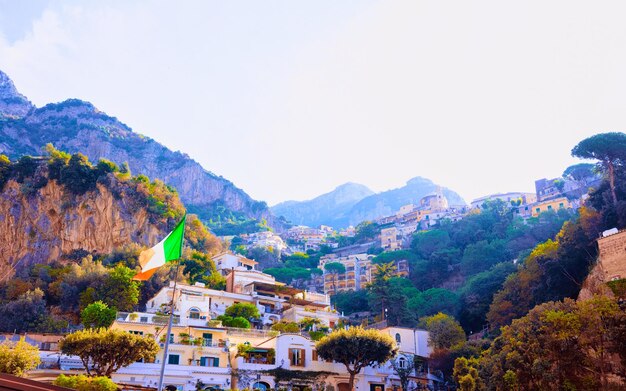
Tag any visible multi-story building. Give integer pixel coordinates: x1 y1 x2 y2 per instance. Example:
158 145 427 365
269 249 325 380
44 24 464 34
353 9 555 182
107 263 439 390
516 196 571 218
470 192 537 209
319 254 409 294
213 252 258 276
111 302 439 391
243 231 288 253
380 227 401 251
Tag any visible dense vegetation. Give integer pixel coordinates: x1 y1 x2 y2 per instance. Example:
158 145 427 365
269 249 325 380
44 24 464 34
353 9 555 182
424 132 626 387
333 203 572 332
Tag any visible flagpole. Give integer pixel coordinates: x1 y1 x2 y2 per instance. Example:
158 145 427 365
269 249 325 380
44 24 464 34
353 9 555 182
157 259 181 391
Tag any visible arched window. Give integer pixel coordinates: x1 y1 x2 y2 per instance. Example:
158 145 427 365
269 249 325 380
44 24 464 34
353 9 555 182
395 333 401 343
189 308 200 319
398 357 407 369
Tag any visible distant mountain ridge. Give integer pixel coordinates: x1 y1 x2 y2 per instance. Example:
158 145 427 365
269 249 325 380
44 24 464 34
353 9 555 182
272 177 466 228
0 70 277 228
272 182 375 227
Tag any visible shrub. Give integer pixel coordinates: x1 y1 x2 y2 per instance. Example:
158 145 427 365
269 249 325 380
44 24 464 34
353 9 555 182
0 338 40 376
54 374 117 391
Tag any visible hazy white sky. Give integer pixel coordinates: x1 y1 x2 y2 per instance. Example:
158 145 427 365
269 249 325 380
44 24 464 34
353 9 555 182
1 0 625 206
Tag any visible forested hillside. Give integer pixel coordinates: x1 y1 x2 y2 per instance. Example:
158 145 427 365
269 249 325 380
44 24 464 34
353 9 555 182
344 132 626 389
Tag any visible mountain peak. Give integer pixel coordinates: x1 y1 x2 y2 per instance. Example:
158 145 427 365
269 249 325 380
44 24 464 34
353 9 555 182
0 70 33 118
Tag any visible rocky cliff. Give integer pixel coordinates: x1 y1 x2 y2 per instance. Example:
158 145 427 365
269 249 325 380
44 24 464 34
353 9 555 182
0 179 162 277
0 154 220 279
0 70 277 230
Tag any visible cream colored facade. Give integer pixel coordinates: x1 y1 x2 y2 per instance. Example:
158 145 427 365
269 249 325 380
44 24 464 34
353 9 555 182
319 254 409 294
112 318 439 391
213 252 258 276
517 196 571 218
380 227 401 251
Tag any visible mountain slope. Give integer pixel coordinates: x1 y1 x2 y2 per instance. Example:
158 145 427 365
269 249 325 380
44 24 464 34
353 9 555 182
273 177 466 228
347 176 466 225
272 182 374 227
0 70 277 230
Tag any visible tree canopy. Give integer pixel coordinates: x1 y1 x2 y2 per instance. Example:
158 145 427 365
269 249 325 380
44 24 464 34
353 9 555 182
572 132 626 204
316 327 397 391
60 328 159 377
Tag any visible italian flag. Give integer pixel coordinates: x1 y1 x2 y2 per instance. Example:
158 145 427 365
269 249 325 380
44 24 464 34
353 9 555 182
133 215 186 281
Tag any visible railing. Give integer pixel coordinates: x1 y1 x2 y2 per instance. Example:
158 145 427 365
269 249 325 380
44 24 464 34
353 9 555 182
115 312 180 325
223 327 279 338
365 320 388 330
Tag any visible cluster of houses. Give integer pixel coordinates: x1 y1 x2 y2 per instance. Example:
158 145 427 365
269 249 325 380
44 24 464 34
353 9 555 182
107 256 438 390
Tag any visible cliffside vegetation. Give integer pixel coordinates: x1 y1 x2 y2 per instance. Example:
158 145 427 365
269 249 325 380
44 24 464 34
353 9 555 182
0 146 222 333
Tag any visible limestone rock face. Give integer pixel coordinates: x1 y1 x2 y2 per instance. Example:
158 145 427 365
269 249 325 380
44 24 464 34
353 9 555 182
0 180 164 278
578 260 615 301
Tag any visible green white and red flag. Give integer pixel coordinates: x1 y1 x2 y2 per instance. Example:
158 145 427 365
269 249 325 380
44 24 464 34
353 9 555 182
133 215 186 281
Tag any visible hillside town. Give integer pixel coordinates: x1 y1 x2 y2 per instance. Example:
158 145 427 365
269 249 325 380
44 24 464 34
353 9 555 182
1 2 626 389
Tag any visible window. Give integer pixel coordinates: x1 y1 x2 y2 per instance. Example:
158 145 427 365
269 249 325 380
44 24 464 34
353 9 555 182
189 308 200 319
312 349 318 361
140 316 148 323
289 348 305 367
547 205 553 210
536 208 541 213
398 357 407 369
559 203 564 208
202 333 213 346
200 356 219 367
395 333 401 343
167 354 180 365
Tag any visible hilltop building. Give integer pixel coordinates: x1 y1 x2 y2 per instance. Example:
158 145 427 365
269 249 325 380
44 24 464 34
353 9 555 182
516 196 572 218
470 192 537 209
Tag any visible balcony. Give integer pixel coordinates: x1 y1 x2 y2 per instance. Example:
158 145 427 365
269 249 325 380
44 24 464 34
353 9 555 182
116 312 180 325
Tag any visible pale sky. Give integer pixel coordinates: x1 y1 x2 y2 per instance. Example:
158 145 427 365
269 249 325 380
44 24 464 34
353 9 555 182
1 1 625 206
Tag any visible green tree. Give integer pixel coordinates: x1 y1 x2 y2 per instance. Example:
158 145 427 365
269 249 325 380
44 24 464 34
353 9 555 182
0 154 11 190
98 265 140 311
80 301 116 329
563 162 596 184
216 315 251 329
418 313 465 350
572 132 626 204
0 338 40 376
331 290 370 315
60 328 159 377
453 357 480 391
316 327 397 391
354 221 379 242
408 288 460 320
224 302 260 320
